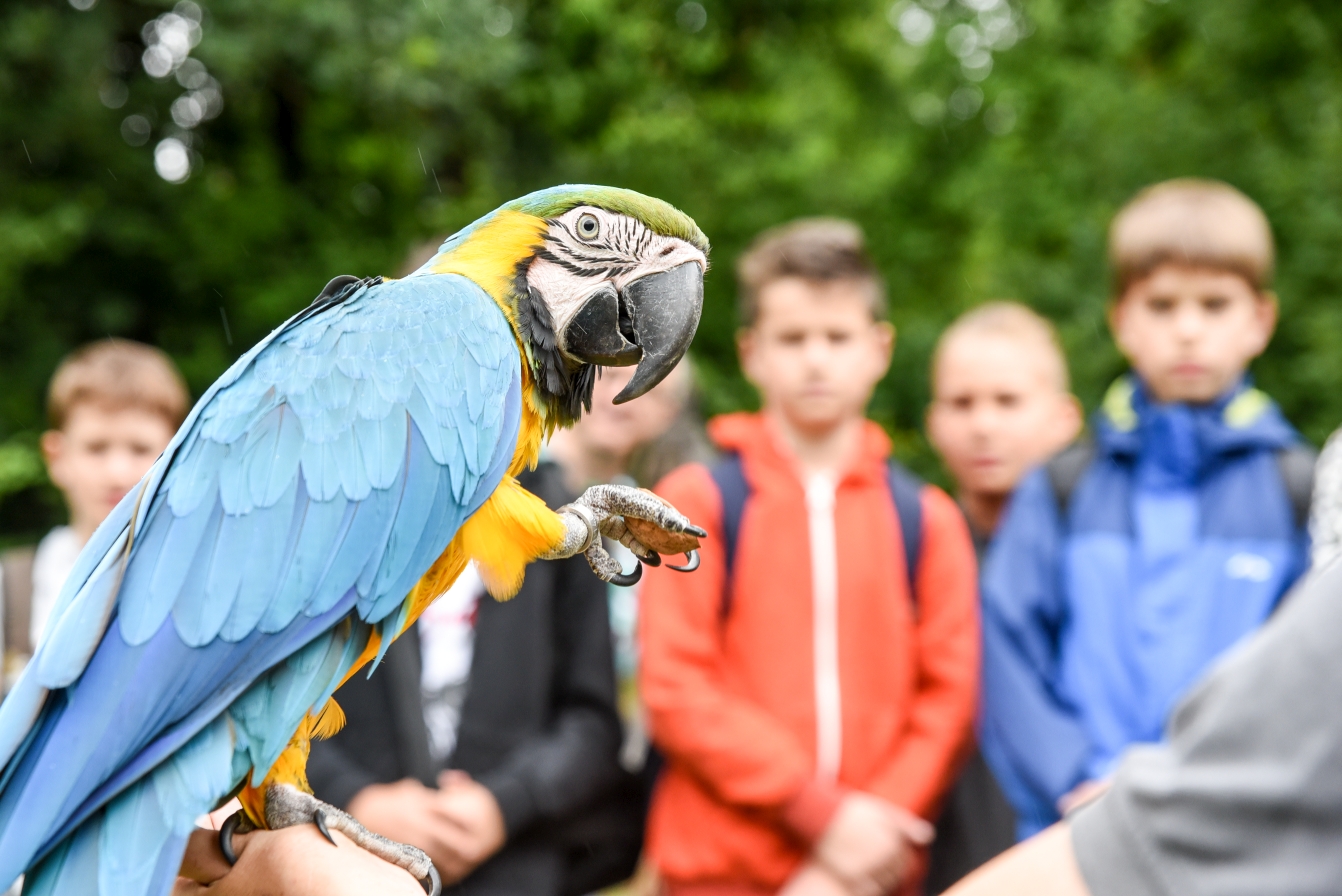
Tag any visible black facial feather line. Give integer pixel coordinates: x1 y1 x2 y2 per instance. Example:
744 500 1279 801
512 267 596 424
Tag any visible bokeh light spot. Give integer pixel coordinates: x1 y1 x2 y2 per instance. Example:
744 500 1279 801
100 80 129 109
890 3 936 46
121 114 151 146
154 137 191 182
984 98 1016 134
909 92 945 126
949 85 984 119
676 2 707 33
483 6 513 37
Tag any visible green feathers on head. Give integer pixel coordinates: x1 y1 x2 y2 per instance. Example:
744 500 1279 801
505 185 709 253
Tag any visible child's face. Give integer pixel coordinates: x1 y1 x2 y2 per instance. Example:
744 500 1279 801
928 334 1080 501
42 404 175 537
738 277 893 437
566 362 687 462
1110 264 1277 404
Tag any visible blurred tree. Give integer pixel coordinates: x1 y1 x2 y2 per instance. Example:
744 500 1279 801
3 0 1342 542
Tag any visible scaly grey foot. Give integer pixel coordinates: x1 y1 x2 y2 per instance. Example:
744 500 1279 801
218 784 441 895
541 483 706 585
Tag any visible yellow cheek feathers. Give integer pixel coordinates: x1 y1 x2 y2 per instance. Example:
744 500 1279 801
428 210 547 309
428 209 561 460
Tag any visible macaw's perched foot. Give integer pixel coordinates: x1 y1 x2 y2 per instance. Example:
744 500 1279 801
542 483 707 586
220 784 441 896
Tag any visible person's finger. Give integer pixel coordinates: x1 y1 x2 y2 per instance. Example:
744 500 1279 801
172 877 208 896
887 806 934 846
179 827 254 883
437 769 471 790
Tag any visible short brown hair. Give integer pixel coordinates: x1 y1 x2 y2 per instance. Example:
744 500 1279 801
735 218 886 326
933 301 1070 393
48 339 189 431
1109 179 1274 295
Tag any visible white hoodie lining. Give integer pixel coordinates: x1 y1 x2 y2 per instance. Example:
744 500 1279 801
806 473 842 782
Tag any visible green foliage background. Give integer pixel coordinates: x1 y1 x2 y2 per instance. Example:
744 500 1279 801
4 0 1342 542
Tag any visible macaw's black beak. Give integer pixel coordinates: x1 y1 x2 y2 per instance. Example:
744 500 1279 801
562 261 704 405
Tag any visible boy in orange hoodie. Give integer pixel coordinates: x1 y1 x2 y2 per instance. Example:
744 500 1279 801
640 220 980 896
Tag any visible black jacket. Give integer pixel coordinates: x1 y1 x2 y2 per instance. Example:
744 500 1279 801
309 462 629 895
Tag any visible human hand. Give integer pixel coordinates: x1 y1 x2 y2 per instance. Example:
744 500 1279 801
812 793 933 896
431 770 507 883
346 777 471 880
173 824 424 895
779 861 855 896
1056 779 1110 816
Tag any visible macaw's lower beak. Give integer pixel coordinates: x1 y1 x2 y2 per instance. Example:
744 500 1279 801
562 261 704 404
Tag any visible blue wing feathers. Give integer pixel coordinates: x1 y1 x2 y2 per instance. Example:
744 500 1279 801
35 537 128 688
0 273 522 895
223 477 300 640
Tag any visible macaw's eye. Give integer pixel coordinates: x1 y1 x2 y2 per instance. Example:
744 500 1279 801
576 213 600 240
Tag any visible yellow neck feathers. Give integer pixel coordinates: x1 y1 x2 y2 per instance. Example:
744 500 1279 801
428 209 554 473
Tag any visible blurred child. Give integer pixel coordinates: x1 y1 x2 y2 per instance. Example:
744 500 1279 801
2 339 187 684
547 360 712 895
640 219 979 896
979 180 1315 840
927 303 1082 547
549 359 712 767
548 360 711 494
922 302 1081 890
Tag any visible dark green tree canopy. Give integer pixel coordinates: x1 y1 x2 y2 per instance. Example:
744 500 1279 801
4 0 1342 541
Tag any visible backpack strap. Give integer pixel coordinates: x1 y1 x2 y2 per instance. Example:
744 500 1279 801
709 454 750 620
710 454 925 621
1275 443 1317 530
1043 436 1315 530
1045 437 1096 516
886 461 924 609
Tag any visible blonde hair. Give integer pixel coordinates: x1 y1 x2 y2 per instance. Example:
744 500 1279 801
735 218 885 325
1109 179 1274 295
933 301 1070 392
48 339 189 430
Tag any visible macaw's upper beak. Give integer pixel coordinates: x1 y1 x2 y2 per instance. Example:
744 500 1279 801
563 260 704 404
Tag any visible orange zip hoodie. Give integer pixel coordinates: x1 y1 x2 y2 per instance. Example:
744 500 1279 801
640 413 979 893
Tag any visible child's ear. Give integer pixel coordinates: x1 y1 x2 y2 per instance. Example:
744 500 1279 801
41 430 67 488
736 327 759 387
875 321 896 374
1105 294 1127 339
1056 393 1084 446
1253 290 1280 352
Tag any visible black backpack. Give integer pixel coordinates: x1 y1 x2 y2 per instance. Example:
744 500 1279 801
708 454 925 620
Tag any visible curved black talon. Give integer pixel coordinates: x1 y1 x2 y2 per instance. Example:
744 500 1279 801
685 524 708 538
609 560 643 588
313 808 338 847
668 549 700 572
422 863 442 896
642 551 662 567
219 811 242 866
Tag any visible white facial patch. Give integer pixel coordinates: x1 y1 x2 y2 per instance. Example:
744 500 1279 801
526 205 707 355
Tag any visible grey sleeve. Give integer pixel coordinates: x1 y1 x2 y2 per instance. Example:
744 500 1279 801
1310 428 1342 569
1070 561 1342 896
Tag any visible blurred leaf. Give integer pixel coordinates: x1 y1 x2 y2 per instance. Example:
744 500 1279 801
0 437 47 499
2 0 1341 528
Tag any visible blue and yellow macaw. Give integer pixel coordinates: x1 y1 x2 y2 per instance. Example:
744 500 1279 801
0 185 708 896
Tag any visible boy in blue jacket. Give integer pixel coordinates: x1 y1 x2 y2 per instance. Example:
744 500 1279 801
979 179 1314 839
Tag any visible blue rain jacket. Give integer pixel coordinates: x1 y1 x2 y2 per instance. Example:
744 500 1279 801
979 377 1309 839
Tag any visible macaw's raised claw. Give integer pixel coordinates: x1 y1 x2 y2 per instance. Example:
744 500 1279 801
542 484 706 585
667 549 700 572
218 784 441 896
